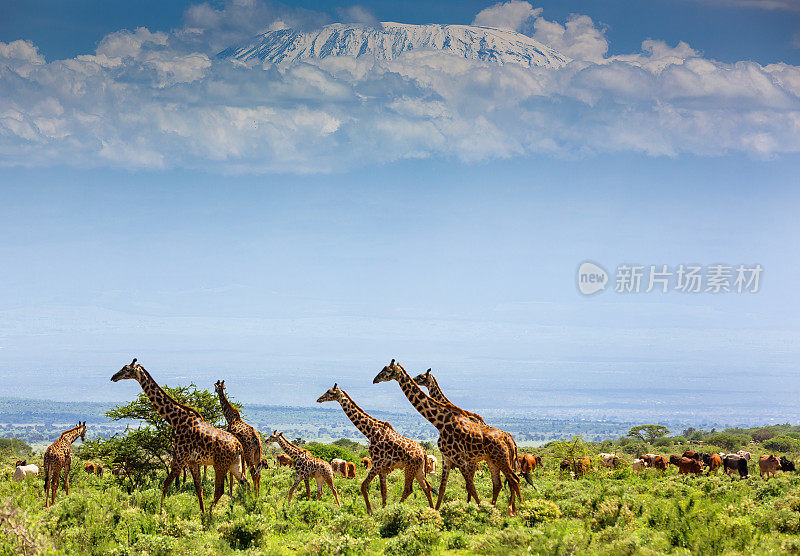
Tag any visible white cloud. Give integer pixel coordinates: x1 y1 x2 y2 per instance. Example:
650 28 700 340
1 1 800 172
472 1 542 32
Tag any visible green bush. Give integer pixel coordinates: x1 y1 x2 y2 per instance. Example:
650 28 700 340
439 500 501 532
763 436 800 453
706 433 749 452
518 499 562 527
218 514 270 549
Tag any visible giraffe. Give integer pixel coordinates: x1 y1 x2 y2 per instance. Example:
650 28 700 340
373 360 522 515
214 380 263 497
316 383 434 514
412 368 520 496
111 359 250 513
260 430 340 506
42 421 86 507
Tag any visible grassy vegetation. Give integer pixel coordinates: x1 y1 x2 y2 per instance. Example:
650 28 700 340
3 435 800 555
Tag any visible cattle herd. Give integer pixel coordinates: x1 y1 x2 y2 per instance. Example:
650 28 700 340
554 449 797 480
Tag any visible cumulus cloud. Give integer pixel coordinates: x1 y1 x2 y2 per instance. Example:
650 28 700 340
472 1 542 32
1 0 799 172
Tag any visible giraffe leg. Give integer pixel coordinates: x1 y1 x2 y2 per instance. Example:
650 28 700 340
464 461 478 503
305 478 311 500
315 476 324 500
249 464 260 498
228 472 233 498
287 475 302 505
360 468 379 515
399 464 417 503
210 467 227 512
415 465 435 509
161 464 183 513
49 468 60 507
488 463 502 505
460 465 481 505
188 463 205 513
326 475 340 506
63 463 70 496
500 465 522 516
379 472 389 508
435 460 452 510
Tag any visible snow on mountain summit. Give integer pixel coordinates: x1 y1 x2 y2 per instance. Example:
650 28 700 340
219 22 570 68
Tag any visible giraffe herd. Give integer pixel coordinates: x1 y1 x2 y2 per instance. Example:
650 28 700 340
39 358 521 515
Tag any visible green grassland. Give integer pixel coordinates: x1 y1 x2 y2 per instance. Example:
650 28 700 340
3 440 800 555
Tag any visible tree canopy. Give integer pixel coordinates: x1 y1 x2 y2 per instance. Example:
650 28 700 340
627 425 670 444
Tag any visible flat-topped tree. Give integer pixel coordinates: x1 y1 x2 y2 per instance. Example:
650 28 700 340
317 383 433 514
261 430 340 506
43 422 86 507
214 380 264 497
111 358 250 513
413 368 520 497
374 359 522 515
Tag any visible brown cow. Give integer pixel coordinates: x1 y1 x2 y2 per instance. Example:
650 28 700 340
682 450 701 461
361 457 371 469
84 462 103 477
345 461 356 479
258 458 270 470
560 456 591 478
676 457 702 475
759 454 781 480
276 454 293 467
653 456 668 473
703 453 722 474
516 453 539 485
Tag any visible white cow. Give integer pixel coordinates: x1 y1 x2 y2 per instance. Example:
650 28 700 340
599 453 618 468
632 459 646 473
425 455 437 475
737 451 752 461
13 464 39 482
330 458 347 477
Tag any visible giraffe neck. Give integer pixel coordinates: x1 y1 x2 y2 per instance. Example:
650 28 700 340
337 391 387 441
395 368 447 430
427 374 485 423
135 367 200 428
60 426 83 444
275 435 306 458
425 375 454 406
217 389 241 426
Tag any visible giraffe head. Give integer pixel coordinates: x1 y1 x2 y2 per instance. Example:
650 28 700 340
373 359 405 384
214 380 226 395
316 383 343 403
111 358 142 382
77 421 86 441
265 430 282 444
412 368 433 388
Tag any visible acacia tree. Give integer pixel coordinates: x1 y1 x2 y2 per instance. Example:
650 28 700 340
627 425 670 444
81 383 238 491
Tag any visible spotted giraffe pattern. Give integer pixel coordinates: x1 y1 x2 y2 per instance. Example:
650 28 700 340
215 380 263 497
413 368 519 500
262 431 340 506
43 422 86 507
374 360 522 515
317 383 434 514
111 359 250 513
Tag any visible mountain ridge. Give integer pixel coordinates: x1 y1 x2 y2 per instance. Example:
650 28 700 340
219 22 570 68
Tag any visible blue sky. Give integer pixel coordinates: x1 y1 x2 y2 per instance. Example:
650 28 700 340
1 1 799 424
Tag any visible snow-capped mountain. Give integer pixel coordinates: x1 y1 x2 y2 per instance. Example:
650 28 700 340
220 22 570 68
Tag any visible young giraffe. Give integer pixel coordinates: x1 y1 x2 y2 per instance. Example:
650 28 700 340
260 430 340 506
413 368 520 498
374 360 522 515
316 383 434 514
111 359 250 513
214 380 263 497
42 421 86 507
